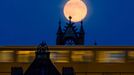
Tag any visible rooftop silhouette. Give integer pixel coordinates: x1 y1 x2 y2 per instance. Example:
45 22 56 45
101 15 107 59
11 42 75 75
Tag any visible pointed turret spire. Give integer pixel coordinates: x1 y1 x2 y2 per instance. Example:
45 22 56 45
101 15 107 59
80 21 84 33
69 16 72 24
37 41 48 52
36 41 50 59
57 20 63 34
94 40 97 46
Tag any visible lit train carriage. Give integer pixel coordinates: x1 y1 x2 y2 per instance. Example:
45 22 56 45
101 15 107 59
0 46 134 75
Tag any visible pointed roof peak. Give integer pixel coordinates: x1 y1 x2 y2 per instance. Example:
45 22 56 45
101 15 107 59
37 41 49 52
59 19 61 25
80 21 84 33
81 21 83 25
24 42 61 75
40 41 47 46
94 40 97 46
68 16 73 25
57 20 63 34
69 16 72 21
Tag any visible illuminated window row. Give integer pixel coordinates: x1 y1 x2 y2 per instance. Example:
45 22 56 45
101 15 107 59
0 50 134 63
0 50 93 63
96 51 125 63
0 51 14 62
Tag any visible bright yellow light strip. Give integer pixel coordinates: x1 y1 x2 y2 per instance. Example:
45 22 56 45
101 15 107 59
17 51 34 54
0 51 13 53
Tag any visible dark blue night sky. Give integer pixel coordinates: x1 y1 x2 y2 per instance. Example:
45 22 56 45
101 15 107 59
0 0 134 46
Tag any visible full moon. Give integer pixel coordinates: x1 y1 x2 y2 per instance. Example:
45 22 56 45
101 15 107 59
63 0 87 22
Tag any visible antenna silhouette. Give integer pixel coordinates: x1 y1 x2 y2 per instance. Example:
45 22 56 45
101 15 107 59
94 40 97 46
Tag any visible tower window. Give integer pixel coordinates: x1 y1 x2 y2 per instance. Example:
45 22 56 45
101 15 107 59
65 39 75 46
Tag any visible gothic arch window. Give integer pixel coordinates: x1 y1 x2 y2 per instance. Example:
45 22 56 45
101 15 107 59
65 39 75 45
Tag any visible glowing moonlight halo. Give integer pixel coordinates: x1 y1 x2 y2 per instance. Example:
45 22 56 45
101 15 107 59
63 0 87 22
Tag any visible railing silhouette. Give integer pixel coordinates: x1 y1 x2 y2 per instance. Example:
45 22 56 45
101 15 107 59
75 72 134 75
1 72 134 75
